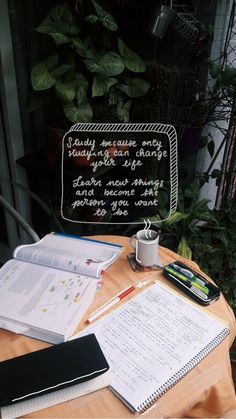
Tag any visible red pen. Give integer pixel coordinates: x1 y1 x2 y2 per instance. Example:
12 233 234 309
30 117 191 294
85 285 135 324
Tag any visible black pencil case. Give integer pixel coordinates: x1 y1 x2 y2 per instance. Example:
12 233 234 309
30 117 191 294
0 333 109 407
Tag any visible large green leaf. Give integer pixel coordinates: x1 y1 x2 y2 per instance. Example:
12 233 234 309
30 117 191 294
163 211 189 226
118 38 145 73
51 63 72 78
116 77 150 97
177 236 192 259
91 0 117 31
31 62 56 91
75 72 88 89
75 73 89 104
36 3 79 45
84 52 125 76
55 81 76 102
44 54 59 69
72 38 95 59
92 75 117 97
63 102 93 123
31 54 59 91
77 86 87 105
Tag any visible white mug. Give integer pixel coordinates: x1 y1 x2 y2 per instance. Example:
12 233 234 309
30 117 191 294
130 229 159 267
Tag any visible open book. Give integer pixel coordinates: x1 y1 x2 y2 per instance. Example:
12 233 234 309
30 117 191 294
0 234 122 344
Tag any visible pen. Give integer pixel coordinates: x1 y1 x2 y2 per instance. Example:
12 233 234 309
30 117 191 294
172 264 206 287
85 285 136 324
166 272 208 299
165 266 209 295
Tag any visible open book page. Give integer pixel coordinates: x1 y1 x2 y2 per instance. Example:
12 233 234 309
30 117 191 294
78 282 229 412
1 370 111 419
0 260 97 343
14 234 122 278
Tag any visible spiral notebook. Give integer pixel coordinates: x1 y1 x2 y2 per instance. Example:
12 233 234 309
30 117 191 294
80 282 230 413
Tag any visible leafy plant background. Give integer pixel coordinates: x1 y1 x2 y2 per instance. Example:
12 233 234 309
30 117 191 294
29 1 150 125
28 0 236 314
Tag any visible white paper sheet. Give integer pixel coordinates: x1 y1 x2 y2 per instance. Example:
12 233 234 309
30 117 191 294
1 370 111 418
79 282 229 412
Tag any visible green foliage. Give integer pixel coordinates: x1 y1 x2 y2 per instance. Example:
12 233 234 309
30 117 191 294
159 176 236 313
159 180 218 259
189 202 236 313
30 1 149 124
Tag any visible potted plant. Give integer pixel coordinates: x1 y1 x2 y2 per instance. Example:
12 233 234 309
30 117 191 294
30 0 150 129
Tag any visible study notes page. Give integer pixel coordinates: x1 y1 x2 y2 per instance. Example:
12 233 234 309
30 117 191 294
14 234 121 278
80 282 228 411
0 259 96 342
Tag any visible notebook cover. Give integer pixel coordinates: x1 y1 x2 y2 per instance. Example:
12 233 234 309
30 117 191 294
0 334 109 407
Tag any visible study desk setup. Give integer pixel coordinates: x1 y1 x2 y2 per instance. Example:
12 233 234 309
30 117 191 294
0 235 235 418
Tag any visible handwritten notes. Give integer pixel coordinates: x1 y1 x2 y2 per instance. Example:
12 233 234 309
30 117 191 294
79 282 228 412
61 123 178 224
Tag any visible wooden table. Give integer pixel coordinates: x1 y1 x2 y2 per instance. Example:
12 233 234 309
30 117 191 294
0 236 236 418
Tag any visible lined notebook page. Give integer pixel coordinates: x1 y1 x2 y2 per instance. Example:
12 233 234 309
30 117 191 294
81 282 229 413
1 370 110 418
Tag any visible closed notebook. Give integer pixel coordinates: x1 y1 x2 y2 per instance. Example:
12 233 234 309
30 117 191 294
0 333 109 408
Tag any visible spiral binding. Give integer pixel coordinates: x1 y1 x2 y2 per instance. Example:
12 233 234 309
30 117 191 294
137 327 229 414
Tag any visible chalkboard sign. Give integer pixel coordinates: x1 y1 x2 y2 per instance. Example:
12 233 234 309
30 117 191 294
61 123 178 225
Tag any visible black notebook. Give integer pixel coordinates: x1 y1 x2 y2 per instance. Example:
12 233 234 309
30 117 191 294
0 334 110 417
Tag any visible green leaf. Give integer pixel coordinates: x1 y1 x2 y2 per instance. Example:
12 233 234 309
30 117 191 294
55 81 76 102
51 63 72 78
183 180 200 199
163 211 189 226
177 236 192 259
36 3 79 45
63 102 93 123
84 52 125 76
75 73 89 104
92 75 117 97
207 139 215 157
44 54 59 69
116 78 150 97
48 33 70 45
91 0 117 31
118 38 146 73
31 62 56 91
220 67 236 85
76 86 87 105
85 14 99 24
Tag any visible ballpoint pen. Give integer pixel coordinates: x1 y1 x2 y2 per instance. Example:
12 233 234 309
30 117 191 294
85 285 136 324
85 278 154 324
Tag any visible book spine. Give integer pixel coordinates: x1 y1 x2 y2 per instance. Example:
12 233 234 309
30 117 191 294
53 233 122 248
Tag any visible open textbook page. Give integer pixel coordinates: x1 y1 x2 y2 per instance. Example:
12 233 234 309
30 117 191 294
14 233 122 278
0 259 97 343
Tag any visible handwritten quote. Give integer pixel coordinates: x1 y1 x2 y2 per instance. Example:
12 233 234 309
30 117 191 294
61 124 177 224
